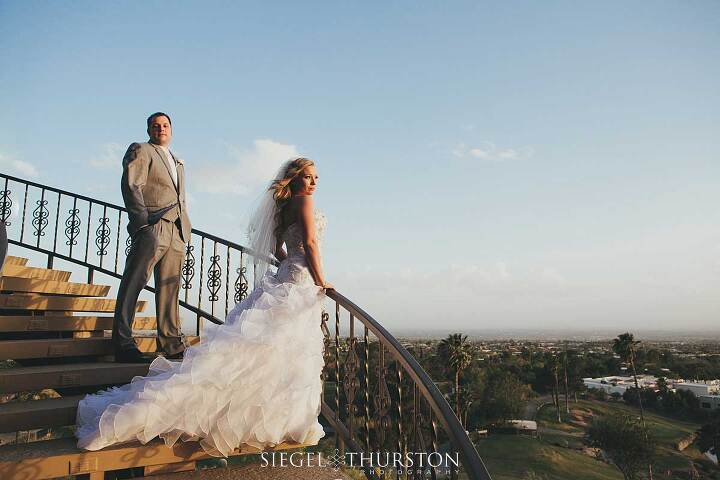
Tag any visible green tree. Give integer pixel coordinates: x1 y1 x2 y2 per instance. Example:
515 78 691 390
437 333 473 425
480 369 531 423
549 354 562 422
696 415 720 458
562 343 571 414
586 414 656 480
613 332 653 479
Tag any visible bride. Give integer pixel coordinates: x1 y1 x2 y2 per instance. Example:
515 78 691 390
75 157 331 456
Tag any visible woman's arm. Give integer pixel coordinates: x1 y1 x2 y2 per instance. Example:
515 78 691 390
273 237 287 262
295 196 328 287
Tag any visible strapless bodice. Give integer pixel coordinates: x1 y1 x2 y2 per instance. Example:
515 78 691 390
276 210 326 285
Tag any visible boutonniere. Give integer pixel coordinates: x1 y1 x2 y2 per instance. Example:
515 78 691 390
175 158 185 166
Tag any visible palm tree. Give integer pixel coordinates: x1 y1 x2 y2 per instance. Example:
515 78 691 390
612 332 653 480
437 333 473 425
549 354 562 422
562 342 570 414
612 333 643 412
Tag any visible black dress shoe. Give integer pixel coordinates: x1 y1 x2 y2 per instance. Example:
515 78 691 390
164 350 185 360
115 349 153 363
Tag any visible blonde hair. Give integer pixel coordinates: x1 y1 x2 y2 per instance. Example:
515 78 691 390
270 157 315 238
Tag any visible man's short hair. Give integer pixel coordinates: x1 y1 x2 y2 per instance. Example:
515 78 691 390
147 112 172 128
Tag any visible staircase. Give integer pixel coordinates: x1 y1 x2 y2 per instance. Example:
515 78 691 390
0 254 307 479
0 172 493 480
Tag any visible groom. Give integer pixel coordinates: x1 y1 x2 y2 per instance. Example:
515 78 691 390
113 112 192 363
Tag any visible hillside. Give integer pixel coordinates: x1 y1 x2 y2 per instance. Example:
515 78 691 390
476 399 718 479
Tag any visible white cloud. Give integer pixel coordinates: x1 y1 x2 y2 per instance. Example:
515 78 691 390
453 141 534 162
191 139 301 195
89 143 124 170
0 153 38 178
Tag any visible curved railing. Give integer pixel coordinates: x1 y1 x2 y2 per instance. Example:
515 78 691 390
320 290 492 479
0 172 491 479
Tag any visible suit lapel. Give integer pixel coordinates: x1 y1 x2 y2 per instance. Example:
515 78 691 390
166 149 181 194
150 143 179 193
176 161 184 196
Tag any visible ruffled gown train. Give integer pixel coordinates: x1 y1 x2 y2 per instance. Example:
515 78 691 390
75 212 327 456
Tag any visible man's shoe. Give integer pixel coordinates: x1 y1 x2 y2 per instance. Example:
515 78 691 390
115 349 153 363
164 350 185 361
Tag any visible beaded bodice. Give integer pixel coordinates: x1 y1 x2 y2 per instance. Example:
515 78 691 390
276 210 326 284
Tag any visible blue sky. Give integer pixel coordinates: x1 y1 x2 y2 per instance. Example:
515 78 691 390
1 1 718 331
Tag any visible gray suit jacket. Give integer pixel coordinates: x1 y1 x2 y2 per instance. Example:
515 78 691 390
121 142 192 241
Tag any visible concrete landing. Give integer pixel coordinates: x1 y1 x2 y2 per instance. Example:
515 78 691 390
146 463 354 480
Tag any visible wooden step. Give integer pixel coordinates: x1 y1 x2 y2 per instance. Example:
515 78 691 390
0 437 309 480
1 264 72 281
0 276 110 297
4 256 28 266
0 336 199 360
0 338 113 360
0 315 156 332
0 294 146 313
136 335 200 352
0 395 80 432
144 461 196 476
0 362 151 393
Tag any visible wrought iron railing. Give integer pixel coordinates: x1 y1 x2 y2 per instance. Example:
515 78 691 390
0 220 7 273
320 291 492 479
0 172 256 334
0 171 491 479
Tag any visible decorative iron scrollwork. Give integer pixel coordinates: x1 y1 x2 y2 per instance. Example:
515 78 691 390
182 244 195 289
343 337 360 418
320 311 333 365
374 352 393 449
125 235 132 256
65 208 81 246
95 217 111 256
32 199 49 237
0 189 12 225
207 254 222 302
234 265 248 303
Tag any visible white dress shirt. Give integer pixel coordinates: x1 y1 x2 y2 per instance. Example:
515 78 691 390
159 145 178 187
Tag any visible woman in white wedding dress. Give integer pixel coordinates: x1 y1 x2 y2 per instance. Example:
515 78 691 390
76 158 331 456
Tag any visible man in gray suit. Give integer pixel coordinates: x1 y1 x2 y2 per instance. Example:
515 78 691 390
113 112 192 363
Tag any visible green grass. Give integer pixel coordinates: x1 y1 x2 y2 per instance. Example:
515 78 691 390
477 399 720 479
477 435 622 480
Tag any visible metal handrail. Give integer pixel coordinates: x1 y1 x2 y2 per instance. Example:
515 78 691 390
0 172 264 330
324 290 492 480
0 172 265 259
0 171 492 479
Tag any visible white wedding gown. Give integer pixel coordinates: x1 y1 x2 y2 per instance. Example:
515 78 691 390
75 211 327 456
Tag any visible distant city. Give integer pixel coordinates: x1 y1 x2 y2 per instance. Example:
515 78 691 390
393 328 720 342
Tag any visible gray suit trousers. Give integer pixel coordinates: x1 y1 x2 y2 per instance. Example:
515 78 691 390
112 218 186 355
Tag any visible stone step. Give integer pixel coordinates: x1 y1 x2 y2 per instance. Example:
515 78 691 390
0 276 110 297
4 256 28 266
0 362 151 393
0 315 156 332
1 264 72 281
0 436 309 480
0 395 80 432
0 336 198 360
0 293 146 313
